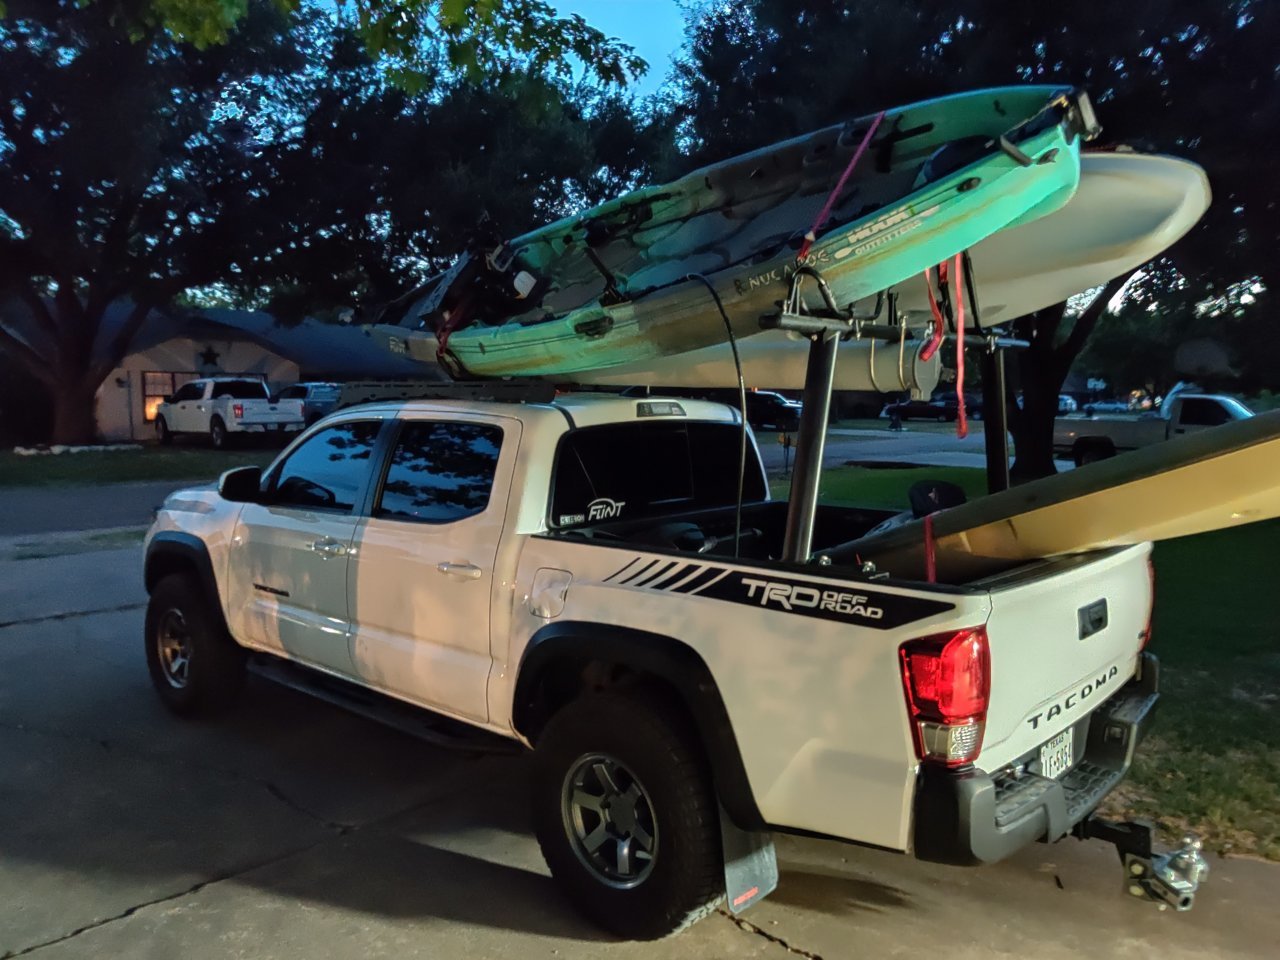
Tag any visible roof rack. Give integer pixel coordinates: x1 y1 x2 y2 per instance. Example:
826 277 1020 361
336 379 559 410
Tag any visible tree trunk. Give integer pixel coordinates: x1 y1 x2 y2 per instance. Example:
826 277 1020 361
49 380 100 445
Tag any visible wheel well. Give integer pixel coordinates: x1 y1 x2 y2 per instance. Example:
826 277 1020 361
514 624 765 830
1072 436 1116 465
145 551 199 593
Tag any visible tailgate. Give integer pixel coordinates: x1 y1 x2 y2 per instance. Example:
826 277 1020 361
235 400 303 424
977 544 1152 769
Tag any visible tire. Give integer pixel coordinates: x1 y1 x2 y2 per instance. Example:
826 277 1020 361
156 417 173 445
144 574 246 717
209 416 228 449
1074 439 1115 467
532 692 724 939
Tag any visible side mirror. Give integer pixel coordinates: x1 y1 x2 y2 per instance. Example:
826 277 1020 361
218 465 263 503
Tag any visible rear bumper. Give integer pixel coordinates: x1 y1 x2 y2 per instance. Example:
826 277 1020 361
912 652 1159 866
230 421 303 433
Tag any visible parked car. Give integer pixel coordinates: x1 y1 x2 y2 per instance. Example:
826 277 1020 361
154 377 306 448
1054 392 1253 465
1058 394 1079 414
274 382 342 426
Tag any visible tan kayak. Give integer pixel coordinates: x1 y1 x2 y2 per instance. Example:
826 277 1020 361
840 410 1280 583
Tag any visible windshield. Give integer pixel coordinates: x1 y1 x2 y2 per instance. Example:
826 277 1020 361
210 380 269 400
550 421 766 528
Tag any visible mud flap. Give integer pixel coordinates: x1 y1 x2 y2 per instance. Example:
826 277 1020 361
719 803 778 914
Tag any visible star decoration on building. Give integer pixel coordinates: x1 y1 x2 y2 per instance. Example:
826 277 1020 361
198 345 221 367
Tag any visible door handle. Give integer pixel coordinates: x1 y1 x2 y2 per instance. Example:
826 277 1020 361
438 561 482 580
309 538 348 559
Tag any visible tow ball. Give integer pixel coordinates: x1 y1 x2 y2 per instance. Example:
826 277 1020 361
1075 817 1210 911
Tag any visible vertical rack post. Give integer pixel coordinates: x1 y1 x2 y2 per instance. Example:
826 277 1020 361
981 346 1010 494
781 331 840 562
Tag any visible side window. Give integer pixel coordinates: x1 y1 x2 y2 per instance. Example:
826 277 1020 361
1178 398 1228 427
375 421 503 524
277 386 301 400
270 421 381 512
172 383 203 402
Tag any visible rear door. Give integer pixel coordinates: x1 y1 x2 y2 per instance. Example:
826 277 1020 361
226 417 386 676
347 414 516 721
976 544 1152 771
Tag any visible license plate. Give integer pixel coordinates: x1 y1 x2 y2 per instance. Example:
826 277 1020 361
1039 728 1074 779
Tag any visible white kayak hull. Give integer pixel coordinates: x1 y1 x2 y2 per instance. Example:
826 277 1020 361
564 152 1209 390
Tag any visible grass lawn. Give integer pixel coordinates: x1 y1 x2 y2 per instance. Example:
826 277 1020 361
770 464 988 511
1104 518 1280 859
0 445 280 487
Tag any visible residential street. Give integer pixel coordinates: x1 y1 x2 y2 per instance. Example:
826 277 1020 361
0 541 1276 959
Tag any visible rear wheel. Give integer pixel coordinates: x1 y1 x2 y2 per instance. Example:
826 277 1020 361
532 692 723 939
1074 438 1116 467
144 574 245 716
209 416 228 449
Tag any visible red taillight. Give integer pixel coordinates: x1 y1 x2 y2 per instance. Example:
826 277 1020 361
232 403 244 419
900 627 990 767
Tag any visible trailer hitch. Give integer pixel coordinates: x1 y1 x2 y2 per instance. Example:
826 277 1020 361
1074 816 1209 911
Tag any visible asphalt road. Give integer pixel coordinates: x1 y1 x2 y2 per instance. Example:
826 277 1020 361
0 480 187 537
0 545 1276 959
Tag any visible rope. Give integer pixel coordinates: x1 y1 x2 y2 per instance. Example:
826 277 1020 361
797 111 886 262
920 266 945 362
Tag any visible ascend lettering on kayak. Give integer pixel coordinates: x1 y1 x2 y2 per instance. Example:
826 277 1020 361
734 247 834 295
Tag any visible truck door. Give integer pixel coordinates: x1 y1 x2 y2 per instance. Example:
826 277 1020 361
1172 397 1231 437
169 381 205 433
226 417 386 675
347 415 517 722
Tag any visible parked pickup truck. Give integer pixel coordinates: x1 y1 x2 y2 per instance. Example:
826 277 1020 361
154 377 305 448
1054 393 1254 466
144 393 1170 937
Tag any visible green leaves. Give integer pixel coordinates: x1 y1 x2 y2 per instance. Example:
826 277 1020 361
49 0 648 90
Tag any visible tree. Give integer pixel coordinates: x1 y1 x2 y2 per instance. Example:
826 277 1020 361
669 1 1280 478
0 1 328 442
0 1 669 442
64 0 647 89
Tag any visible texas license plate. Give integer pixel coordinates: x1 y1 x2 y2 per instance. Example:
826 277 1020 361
1039 729 1074 779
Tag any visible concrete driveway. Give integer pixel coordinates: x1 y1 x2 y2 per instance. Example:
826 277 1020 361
1 544 1276 959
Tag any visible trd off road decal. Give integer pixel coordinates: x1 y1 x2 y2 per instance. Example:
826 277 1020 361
696 571 955 630
603 559 954 630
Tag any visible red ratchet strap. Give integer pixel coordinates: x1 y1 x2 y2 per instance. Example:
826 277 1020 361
951 252 968 439
797 110 886 262
920 265 945 362
923 513 937 584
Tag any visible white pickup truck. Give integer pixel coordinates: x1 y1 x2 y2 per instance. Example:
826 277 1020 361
154 377 306 448
143 391 1189 938
1054 393 1254 466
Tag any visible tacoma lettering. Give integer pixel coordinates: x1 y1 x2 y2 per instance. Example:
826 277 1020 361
1026 664 1121 730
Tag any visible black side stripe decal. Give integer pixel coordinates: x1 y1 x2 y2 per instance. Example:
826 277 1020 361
669 566 727 594
630 560 681 588
603 558 642 583
618 559 661 585
647 563 696 589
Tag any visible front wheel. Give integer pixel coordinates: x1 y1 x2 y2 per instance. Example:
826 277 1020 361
144 574 246 716
156 417 173 445
532 692 723 939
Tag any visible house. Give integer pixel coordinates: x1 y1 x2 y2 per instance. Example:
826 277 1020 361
95 306 433 441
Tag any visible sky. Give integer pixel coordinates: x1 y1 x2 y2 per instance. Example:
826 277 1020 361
553 0 688 97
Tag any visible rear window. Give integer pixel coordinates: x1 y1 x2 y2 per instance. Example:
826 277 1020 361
550 422 766 528
210 380 269 400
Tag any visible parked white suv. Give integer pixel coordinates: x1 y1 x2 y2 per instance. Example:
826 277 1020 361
154 377 305 448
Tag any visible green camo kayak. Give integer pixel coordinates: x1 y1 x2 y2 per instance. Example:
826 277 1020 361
386 86 1099 378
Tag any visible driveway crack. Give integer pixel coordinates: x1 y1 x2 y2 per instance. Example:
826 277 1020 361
0 603 145 630
720 908 825 960
1 843 324 959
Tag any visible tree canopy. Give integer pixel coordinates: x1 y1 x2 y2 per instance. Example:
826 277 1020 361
0 0 664 441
